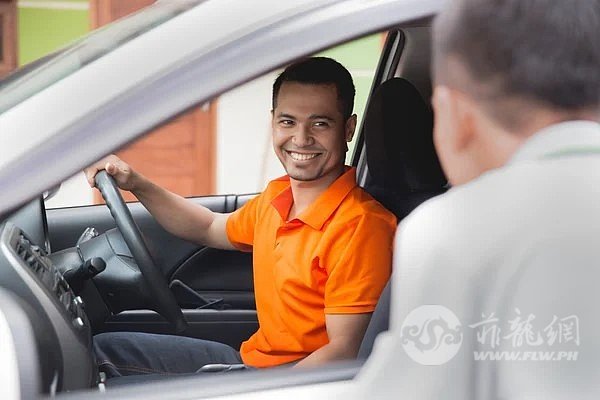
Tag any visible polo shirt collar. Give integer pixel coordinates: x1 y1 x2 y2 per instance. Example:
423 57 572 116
271 167 358 230
509 120 600 164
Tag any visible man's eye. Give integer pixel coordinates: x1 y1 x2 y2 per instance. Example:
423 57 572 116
313 121 329 128
279 120 294 126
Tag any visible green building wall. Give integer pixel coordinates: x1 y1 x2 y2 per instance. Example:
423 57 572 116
18 0 89 66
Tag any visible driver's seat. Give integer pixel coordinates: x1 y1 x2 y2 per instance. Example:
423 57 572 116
358 77 447 359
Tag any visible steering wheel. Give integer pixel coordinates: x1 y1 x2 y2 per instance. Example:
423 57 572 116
95 171 187 333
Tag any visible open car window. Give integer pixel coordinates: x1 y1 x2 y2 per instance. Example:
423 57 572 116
45 33 384 209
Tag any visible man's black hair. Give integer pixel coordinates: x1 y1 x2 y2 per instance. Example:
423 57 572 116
433 0 600 114
272 57 356 120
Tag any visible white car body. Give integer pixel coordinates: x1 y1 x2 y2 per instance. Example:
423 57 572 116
0 2 445 399
5 1 593 399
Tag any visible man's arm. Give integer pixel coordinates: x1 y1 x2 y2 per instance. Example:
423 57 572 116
295 313 372 368
84 155 235 250
296 211 395 368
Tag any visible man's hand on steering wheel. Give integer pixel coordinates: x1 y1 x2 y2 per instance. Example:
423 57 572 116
83 155 188 333
84 155 138 191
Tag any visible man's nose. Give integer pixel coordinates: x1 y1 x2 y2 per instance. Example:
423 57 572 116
292 125 314 147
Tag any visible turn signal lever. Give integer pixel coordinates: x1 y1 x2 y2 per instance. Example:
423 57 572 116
64 257 106 293
76 227 98 246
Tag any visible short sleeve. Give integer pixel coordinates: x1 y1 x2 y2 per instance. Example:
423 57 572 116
226 193 262 252
324 214 396 314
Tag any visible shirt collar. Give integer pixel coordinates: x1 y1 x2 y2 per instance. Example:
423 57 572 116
509 120 600 164
270 167 358 230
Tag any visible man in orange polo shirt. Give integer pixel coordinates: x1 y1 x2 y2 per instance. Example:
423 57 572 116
88 57 396 376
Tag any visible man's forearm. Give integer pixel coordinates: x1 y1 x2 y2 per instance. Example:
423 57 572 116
295 313 371 368
130 173 233 249
294 340 359 368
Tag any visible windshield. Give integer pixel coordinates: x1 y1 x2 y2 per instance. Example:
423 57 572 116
0 0 204 115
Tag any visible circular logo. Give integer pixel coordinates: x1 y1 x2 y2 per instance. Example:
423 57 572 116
400 305 463 365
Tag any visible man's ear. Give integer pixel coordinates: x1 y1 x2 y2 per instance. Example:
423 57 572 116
454 92 478 151
345 114 357 142
434 86 476 152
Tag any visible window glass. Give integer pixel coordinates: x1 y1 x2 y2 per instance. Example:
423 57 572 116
44 33 384 209
316 34 383 161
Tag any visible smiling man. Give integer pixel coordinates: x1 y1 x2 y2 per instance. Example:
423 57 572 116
87 57 396 377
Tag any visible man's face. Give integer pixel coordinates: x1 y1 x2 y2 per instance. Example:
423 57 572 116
272 82 356 183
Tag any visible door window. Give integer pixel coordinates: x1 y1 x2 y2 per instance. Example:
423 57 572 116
45 33 385 209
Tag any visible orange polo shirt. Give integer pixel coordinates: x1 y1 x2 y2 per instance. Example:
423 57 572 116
226 167 397 367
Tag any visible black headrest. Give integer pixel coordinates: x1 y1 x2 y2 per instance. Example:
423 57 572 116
364 78 447 192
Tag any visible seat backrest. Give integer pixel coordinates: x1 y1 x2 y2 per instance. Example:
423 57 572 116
358 281 391 360
363 77 447 221
358 78 447 359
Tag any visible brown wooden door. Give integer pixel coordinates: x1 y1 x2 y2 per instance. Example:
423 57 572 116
90 0 217 203
0 0 17 79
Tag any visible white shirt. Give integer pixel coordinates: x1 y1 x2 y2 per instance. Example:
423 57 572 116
365 121 600 400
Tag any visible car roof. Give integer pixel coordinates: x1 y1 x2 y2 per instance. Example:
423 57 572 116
0 0 444 217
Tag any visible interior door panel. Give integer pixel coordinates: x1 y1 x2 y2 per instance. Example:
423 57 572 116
170 248 254 309
46 194 258 347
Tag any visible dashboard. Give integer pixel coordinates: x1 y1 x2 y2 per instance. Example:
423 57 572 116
0 198 97 394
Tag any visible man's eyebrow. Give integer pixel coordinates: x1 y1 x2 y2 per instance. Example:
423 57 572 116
309 115 335 121
276 113 297 119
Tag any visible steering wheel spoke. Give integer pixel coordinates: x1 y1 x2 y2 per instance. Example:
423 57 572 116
95 171 187 333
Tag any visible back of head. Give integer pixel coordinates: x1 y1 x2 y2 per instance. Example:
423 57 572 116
433 0 600 128
272 57 356 120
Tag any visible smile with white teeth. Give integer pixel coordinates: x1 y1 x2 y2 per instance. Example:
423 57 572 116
286 151 320 161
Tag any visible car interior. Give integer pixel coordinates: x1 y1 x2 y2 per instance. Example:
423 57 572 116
0 22 448 397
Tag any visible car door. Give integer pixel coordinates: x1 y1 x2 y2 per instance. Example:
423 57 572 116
0 0 451 398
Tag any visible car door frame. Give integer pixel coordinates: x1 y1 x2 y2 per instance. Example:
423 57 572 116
0 0 445 218
1 0 447 397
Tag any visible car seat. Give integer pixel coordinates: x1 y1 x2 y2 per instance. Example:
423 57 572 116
358 77 447 359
